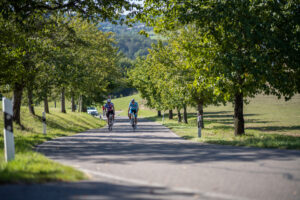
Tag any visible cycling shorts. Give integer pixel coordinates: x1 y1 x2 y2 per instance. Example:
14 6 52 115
106 110 114 118
129 109 137 117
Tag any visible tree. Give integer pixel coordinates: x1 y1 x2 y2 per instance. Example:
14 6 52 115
68 17 121 110
139 0 300 135
128 41 191 123
129 27 225 126
40 15 121 113
170 25 228 127
0 0 141 125
0 0 141 23
0 13 56 125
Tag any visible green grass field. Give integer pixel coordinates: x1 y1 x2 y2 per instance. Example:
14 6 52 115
0 102 105 184
113 94 155 117
114 94 300 149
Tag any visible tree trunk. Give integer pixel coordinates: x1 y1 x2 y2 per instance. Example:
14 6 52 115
54 100 56 108
177 108 182 123
82 96 87 112
44 96 49 114
183 104 188 124
234 91 245 135
158 110 162 117
61 87 66 113
197 100 204 128
82 106 87 112
71 94 76 112
27 87 35 115
78 95 82 112
168 109 173 119
13 83 24 125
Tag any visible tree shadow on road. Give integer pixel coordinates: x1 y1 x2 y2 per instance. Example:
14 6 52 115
0 181 200 200
37 118 300 166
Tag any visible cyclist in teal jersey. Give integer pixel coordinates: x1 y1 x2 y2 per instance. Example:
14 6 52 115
128 99 139 125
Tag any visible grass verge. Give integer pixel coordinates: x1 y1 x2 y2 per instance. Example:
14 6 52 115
0 104 105 184
114 94 300 149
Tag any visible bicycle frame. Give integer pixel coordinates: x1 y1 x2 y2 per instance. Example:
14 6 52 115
108 113 113 131
131 113 136 130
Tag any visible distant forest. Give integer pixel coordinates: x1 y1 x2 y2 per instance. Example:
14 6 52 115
99 22 156 59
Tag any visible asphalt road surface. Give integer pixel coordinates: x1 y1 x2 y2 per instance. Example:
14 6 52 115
1 116 300 200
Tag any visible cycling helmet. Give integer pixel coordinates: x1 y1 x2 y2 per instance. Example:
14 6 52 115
131 99 135 102
107 99 111 103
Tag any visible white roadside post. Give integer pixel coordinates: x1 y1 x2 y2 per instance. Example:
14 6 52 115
42 112 46 134
162 112 165 124
2 97 15 162
197 114 202 138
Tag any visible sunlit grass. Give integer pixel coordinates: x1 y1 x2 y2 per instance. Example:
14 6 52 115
0 152 86 184
112 93 156 117
114 94 300 149
0 103 105 184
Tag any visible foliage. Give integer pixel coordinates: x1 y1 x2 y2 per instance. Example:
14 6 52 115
0 12 122 123
136 0 300 135
116 33 155 59
0 0 145 124
56 16 121 106
0 13 53 88
128 26 226 126
99 21 158 59
0 0 141 23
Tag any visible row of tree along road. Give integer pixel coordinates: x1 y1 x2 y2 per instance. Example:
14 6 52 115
128 1 299 135
0 1 142 126
0 1 299 136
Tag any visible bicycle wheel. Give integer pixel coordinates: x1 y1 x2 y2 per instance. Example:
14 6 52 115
133 116 136 130
133 123 136 130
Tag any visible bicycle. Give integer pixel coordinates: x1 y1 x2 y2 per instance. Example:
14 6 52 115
130 113 136 130
108 113 113 131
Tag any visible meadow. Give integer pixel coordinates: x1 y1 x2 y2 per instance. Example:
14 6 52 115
113 94 300 149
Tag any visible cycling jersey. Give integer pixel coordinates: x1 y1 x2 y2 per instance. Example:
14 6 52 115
105 103 114 112
129 102 138 111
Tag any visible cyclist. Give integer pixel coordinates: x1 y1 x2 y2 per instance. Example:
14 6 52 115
128 99 139 125
104 99 115 125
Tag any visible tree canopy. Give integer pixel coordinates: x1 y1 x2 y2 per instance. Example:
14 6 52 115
0 11 122 124
0 0 142 23
133 0 300 135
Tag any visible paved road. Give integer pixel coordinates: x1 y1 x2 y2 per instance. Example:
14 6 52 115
1 116 300 200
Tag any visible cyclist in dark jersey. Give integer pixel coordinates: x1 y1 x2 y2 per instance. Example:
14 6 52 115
104 99 115 125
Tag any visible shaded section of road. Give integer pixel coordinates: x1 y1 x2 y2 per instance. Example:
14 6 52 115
1 117 299 200
0 180 210 200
